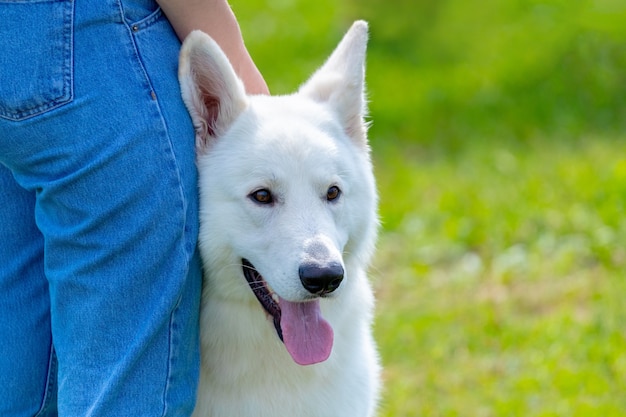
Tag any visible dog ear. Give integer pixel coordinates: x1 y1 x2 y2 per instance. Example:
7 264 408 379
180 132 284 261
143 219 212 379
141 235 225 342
298 21 369 148
179 30 249 152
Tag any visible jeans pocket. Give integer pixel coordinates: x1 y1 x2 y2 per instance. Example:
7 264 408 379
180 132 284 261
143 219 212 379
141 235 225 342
0 0 74 121
119 0 161 30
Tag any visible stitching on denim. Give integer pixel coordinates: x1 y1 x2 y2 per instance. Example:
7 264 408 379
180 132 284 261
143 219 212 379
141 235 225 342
128 7 163 32
115 0 159 105
115 0 190 264
116 7 192 415
33 344 58 417
162 290 185 417
0 0 74 121
150 62 192 417
126 12 192 261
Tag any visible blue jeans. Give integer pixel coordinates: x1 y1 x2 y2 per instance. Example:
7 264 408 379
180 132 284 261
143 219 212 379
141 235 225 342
0 1 201 415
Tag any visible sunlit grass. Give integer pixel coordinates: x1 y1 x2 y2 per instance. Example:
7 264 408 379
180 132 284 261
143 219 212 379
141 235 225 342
373 137 626 416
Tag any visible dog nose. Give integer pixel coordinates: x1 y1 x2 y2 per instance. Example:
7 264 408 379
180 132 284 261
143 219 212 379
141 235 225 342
299 262 344 295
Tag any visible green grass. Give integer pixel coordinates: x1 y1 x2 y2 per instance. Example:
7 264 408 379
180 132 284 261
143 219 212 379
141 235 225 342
233 0 626 414
373 138 626 416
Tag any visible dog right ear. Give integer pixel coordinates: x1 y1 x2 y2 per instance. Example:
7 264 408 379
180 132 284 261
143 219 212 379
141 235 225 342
178 30 249 152
298 21 369 149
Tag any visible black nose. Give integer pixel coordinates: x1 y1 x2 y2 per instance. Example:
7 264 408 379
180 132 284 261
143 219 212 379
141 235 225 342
299 262 344 295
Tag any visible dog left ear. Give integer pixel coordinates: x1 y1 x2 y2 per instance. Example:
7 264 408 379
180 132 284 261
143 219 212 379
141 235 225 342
298 21 369 148
179 30 249 153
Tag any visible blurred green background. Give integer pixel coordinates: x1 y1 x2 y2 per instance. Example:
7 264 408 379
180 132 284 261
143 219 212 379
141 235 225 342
234 1 626 415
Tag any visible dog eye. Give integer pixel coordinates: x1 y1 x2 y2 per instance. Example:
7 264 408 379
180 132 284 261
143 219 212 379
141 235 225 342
250 189 273 204
326 186 341 202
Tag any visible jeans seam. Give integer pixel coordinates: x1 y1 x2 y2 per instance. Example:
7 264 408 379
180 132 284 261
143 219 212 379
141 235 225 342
114 6 192 414
114 0 188 228
113 0 158 100
162 291 184 417
33 344 57 417
125 16 192 259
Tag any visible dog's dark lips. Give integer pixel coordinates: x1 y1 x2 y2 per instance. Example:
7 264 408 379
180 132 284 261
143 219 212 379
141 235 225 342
242 258 283 341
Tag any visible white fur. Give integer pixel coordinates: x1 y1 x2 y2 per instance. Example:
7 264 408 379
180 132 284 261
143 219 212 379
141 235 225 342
179 21 380 417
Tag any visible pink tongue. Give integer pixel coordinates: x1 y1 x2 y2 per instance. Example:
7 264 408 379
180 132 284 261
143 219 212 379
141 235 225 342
279 297 334 365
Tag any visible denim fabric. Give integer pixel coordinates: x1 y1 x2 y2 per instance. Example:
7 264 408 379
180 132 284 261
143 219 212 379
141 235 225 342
0 1 201 415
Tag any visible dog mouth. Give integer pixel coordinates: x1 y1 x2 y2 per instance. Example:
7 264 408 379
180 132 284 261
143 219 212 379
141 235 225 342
242 258 334 366
242 259 283 341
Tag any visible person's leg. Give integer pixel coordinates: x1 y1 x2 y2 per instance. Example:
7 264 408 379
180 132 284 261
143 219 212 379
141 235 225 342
0 167 57 417
0 0 201 415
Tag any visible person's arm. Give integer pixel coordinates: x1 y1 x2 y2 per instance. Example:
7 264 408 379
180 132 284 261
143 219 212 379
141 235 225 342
157 0 269 95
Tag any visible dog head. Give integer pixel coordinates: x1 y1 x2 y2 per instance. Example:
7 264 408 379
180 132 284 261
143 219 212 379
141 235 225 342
179 21 377 365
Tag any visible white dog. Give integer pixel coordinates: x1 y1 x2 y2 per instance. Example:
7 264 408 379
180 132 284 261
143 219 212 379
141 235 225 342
179 21 380 417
